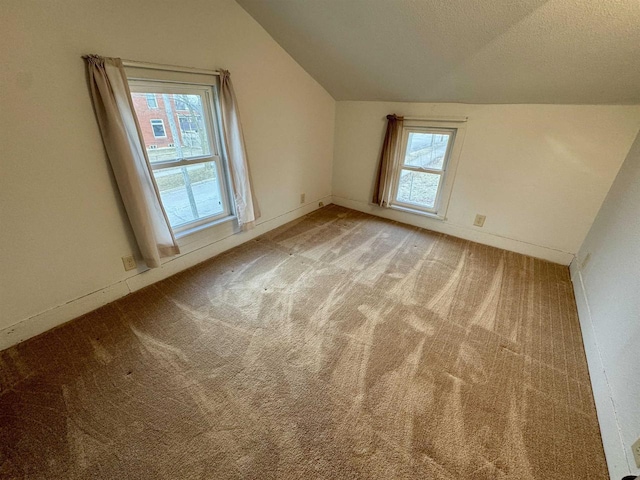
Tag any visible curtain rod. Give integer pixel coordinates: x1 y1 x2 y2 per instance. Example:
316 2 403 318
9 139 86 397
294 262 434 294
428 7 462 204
403 115 468 122
121 59 220 76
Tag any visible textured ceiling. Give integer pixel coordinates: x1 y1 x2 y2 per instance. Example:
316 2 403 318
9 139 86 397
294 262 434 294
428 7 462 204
236 0 640 104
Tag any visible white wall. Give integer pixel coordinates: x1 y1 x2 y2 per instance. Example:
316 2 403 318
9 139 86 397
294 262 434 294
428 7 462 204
571 132 640 479
332 102 640 264
0 0 335 348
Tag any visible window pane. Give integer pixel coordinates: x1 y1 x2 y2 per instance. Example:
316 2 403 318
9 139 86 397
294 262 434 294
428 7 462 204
396 169 440 209
131 92 212 163
153 162 224 228
404 132 450 170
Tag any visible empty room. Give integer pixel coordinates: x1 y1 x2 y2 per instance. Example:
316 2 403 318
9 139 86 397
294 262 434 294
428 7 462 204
1 0 639 479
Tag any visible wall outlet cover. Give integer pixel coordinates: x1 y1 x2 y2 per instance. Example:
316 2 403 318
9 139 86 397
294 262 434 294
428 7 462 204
122 255 137 271
474 214 486 227
632 437 640 468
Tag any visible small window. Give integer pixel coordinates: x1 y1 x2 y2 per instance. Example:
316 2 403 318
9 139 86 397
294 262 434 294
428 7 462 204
390 122 462 217
130 83 232 234
150 119 167 138
146 93 158 109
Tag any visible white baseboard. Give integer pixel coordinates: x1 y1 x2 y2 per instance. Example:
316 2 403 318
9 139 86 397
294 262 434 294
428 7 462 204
0 196 332 352
570 261 630 480
332 196 574 265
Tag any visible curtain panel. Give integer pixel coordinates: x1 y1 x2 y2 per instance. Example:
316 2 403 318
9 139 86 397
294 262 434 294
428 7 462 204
84 55 179 268
218 70 260 230
372 114 404 207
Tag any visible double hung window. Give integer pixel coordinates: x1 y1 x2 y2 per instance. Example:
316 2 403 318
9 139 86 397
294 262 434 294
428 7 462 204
388 119 465 218
129 82 232 234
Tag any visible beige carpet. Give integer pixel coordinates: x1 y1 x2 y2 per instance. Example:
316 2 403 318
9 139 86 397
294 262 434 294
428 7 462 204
0 205 608 479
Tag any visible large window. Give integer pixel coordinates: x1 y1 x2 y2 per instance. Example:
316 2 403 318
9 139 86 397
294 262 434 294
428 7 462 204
129 82 231 234
390 121 463 217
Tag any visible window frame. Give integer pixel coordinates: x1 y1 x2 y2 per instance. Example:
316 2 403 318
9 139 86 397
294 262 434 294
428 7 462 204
389 119 466 220
129 80 234 236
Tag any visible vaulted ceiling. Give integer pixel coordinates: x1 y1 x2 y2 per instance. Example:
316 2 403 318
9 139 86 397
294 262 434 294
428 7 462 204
236 0 640 104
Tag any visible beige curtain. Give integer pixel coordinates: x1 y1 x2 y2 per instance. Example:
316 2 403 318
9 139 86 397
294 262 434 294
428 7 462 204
84 55 179 268
372 114 404 207
218 70 260 230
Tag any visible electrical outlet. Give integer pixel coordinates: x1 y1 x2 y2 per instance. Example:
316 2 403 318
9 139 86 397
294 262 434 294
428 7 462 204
632 437 640 468
300 193 306 204
473 214 486 227
122 255 137 271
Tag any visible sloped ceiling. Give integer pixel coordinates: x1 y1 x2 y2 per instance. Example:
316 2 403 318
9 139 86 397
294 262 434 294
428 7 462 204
236 0 640 104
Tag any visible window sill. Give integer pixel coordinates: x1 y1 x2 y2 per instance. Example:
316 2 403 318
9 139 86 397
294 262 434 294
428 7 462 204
389 204 445 221
175 214 237 242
